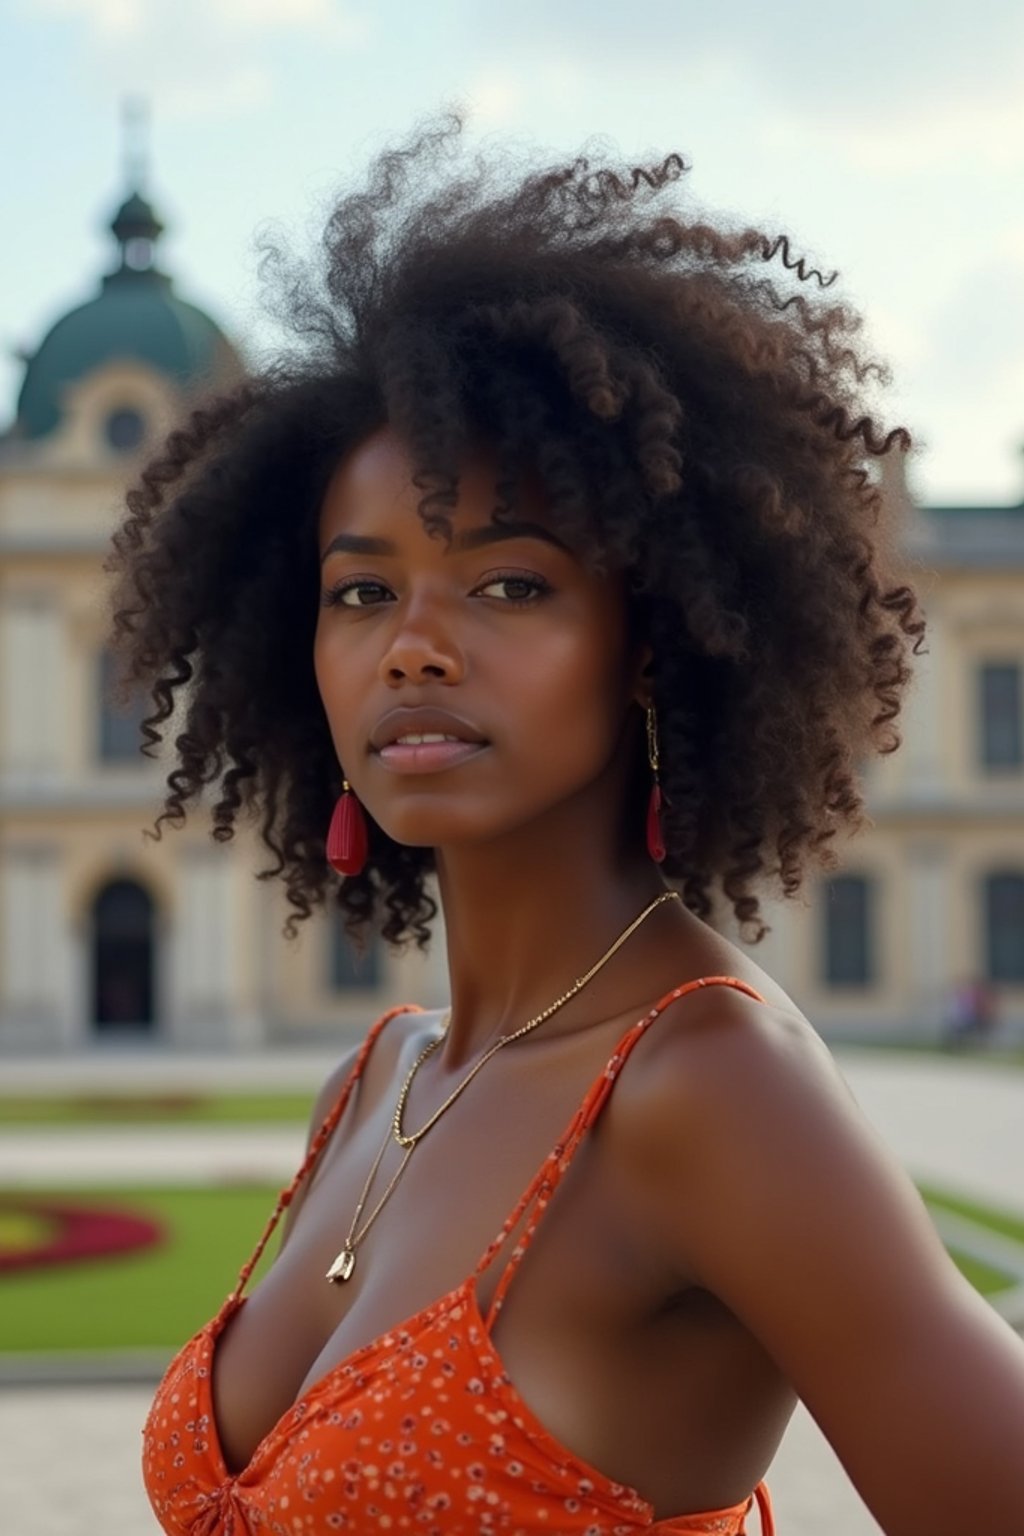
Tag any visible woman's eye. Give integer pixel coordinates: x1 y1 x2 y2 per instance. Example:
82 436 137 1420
475 574 551 604
323 579 393 609
322 573 551 609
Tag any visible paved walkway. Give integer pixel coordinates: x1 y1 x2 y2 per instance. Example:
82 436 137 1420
0 1121 306 1186
4 1046 1024 1536
0 1385 880 1536
836 1051 1024 1215
3 1047 1023 1213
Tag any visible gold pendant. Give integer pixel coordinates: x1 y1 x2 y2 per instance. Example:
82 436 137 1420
326 1246 356 1283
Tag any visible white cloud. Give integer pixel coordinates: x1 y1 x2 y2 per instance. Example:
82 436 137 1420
891 242 1024 501
926 256 1024 393
459 0 1024 129
794 98 1024 178
33 0 364 35
214 0 367 42
25 0 368 117
33 0 145 31
161 64 273 120
466 73 524 127
465 60 586 128
866 301 929 374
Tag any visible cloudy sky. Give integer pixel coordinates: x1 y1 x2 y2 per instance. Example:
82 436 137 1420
2 0 1022 504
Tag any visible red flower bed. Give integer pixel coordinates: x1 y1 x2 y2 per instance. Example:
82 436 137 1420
0 1196 164 1273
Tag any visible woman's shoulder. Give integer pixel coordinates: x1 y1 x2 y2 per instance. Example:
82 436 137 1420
609 932 846 1158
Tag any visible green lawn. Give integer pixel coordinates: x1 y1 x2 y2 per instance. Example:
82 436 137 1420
920 1185 1024 1248
944 1249 1020 1296
0 1093 311 1126
0 1185 281 1352
921 1187 1024 1297
2 1181 1021 1355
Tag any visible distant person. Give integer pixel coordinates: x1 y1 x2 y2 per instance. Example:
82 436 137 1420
107 116 1024 1536
945 976 999 1049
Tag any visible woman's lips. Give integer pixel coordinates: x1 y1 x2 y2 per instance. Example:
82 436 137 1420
375 739 489 774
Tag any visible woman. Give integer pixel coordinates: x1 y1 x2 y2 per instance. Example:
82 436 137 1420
110 119 1024 1535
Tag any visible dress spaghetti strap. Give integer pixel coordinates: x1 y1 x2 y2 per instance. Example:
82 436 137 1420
227 1003 424 1301
466 975 775 1536
471 976 768 1328
752 1480 776 1535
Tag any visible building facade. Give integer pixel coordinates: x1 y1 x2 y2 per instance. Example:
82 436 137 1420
0 182 447 1054
1 183 1021 1052
742 462 1024 1041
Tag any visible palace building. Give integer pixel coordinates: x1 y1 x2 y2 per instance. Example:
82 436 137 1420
754 459 1024 1043
0 178 447 1053
1 178 1021 1052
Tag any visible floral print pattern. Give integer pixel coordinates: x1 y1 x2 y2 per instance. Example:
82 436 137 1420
143 987 776 1536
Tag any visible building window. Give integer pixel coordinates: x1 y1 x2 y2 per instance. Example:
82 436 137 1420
984 872 1024 984
822 874 874 987
98 648 147 763
329 915 382 991
104 406 146 453
979 662 1022 769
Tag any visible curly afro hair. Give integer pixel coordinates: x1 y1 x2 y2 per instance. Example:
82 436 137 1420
106 114 925 951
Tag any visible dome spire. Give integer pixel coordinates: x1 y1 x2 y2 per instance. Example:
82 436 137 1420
11 122 240 442
109 97 164 274
123 95 149 193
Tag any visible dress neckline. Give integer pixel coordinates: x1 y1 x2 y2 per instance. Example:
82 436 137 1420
200 975 772 1531
199 1276 762 1531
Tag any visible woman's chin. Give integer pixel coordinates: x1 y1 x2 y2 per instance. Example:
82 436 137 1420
370 811 488 852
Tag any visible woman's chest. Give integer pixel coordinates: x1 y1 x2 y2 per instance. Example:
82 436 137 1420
209 1034 790 1516
211 1125 786 1521
210 1073 669 1468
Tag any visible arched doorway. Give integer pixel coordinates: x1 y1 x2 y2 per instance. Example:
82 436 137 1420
91 879 156 1032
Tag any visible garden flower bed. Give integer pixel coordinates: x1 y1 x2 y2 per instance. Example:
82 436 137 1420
0 1195 163 1273
0 1184 281 1352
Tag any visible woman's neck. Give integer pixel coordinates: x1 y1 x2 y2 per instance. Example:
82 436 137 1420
432 815 678 1069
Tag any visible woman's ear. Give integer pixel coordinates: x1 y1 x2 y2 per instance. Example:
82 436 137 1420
631 643 655 707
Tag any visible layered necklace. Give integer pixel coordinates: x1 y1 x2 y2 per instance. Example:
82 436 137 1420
326 888 681 1282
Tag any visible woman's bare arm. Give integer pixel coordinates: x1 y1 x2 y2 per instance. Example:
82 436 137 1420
621 994 1024 1536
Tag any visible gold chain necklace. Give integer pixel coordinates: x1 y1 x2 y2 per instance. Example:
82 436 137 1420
325 889 681 1282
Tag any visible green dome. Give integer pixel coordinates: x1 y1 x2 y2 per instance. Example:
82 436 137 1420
14 190 239 440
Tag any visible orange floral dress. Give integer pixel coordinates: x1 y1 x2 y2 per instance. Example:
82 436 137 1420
143 979 777 1535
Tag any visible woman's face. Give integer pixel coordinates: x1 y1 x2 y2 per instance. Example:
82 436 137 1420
314 424 646 852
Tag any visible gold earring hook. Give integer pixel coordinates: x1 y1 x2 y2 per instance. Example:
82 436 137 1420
646 703 659 775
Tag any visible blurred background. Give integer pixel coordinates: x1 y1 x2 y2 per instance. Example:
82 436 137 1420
1 1 1022 1532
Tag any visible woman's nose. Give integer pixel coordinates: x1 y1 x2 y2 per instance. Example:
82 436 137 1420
378 602 466 685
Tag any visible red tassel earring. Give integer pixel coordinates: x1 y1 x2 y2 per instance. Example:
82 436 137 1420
645 703 666 864
326 779 369 877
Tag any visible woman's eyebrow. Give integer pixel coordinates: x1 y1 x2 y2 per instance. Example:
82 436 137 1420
320 520 569 564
